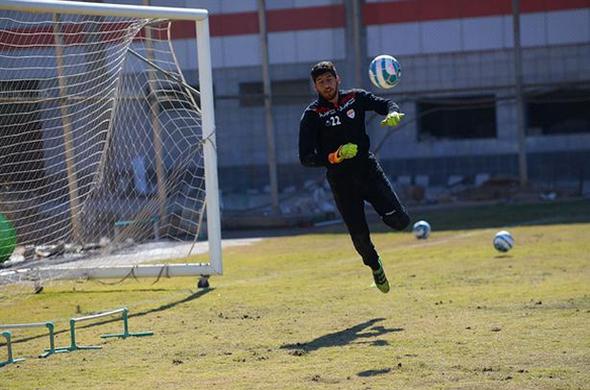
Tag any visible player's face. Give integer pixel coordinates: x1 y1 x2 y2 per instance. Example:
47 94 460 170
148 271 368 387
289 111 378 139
314 72 339 102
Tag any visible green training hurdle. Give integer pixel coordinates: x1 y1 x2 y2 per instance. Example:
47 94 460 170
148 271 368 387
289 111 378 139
0 321 56 361
56 307 153 352
0 331 24 367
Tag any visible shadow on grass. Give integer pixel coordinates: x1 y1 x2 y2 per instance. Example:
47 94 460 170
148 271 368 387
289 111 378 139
223 199 590 238
40 288 174 295
130 288 212 318
280 318 403 354
5 288 212 347
357 367 392 377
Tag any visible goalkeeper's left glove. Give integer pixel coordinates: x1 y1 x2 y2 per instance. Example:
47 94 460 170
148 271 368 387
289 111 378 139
380 111 405 127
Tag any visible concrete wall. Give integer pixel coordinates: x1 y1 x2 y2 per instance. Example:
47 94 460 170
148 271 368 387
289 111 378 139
2 0 589 202
152 1 590 194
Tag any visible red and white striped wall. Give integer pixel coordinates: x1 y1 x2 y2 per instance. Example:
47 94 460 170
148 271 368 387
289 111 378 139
157 0 590 69
2 1 588 68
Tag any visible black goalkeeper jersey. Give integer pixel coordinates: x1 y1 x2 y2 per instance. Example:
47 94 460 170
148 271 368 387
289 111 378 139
298 88 398 174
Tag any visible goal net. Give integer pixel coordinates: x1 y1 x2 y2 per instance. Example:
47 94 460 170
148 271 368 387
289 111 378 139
0 1 221 287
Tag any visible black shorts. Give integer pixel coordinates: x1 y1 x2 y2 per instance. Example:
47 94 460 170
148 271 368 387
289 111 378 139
327 155 409 266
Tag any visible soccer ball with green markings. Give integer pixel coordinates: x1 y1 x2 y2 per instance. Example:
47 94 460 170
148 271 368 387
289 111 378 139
369 54 401 89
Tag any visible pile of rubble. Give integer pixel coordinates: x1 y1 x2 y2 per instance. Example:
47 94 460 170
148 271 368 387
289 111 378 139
0 237 124 269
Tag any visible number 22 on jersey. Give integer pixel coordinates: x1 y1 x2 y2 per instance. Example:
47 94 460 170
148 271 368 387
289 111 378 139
326 115 341 127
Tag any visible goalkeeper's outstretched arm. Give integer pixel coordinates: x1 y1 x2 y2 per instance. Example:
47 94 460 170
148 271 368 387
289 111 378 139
358 89 405 127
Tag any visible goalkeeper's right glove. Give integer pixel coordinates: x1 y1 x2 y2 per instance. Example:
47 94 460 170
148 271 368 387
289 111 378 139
328 143 358 164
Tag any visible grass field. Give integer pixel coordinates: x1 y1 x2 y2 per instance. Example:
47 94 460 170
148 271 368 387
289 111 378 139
1 200 589 389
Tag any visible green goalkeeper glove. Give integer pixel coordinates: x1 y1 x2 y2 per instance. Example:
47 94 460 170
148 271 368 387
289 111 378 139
339 143 358 159
380 111 405 127
328 143 357 164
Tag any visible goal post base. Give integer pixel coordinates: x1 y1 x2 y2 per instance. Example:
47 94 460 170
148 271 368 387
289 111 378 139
197 274 210 289
30 264 219 282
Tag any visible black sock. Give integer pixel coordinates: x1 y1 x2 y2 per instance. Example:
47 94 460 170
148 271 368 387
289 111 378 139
369 259 381 272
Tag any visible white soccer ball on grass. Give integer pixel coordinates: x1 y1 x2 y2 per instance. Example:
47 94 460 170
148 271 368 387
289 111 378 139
493 230 514 252
412 220 431 240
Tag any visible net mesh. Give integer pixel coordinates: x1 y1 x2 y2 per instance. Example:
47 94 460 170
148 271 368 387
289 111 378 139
0 10 208 284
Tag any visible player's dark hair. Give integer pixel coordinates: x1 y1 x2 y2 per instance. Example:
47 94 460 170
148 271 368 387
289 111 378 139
310 61 337 82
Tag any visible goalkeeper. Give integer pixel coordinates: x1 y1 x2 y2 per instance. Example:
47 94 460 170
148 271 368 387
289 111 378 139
298 61 410 294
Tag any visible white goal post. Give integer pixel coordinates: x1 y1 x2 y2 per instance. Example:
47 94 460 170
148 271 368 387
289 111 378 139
0 0 222 284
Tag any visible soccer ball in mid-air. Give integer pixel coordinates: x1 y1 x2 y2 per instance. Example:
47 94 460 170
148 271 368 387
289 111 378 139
369 54 402 89
493 230 514 252
412 220 431 240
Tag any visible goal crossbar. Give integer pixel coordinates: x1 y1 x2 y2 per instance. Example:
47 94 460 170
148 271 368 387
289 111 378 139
0 0 209 21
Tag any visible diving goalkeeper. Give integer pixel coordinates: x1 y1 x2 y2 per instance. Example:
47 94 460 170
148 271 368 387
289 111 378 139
298 61 410 294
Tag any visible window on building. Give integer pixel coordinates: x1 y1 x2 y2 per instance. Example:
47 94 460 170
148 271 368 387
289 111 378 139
417 95 497 141
526 88 590 135
239 79 311 107
0 80 46 190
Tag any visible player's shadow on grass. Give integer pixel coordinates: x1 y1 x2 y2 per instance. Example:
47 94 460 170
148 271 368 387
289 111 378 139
357 367 392 377
280 318 403 354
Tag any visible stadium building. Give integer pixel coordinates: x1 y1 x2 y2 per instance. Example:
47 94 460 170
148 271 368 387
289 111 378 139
155 0 589 205
2 0 590 212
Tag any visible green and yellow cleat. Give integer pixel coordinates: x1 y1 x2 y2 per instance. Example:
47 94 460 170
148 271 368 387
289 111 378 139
372 259 390 293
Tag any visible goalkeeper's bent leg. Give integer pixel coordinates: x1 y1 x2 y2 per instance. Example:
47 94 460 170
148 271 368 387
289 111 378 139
382 208 410 231
363 158 411 231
